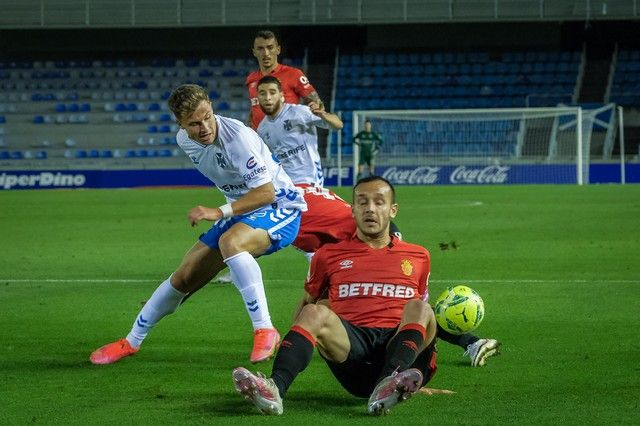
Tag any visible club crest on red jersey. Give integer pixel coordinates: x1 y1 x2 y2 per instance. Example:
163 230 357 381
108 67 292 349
401 259 413 276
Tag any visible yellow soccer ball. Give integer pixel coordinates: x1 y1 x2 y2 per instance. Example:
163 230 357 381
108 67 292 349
433 285 485 335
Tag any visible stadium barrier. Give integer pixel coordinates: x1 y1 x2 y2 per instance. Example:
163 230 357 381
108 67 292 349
0 164 637 190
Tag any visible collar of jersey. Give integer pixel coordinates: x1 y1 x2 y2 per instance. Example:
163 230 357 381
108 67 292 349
349 232 397 249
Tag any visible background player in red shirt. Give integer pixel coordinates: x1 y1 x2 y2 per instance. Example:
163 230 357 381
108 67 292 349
246 30 324 130
232 176 438 416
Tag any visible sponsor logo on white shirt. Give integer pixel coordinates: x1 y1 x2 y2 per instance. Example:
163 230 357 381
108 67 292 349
246 156 257 169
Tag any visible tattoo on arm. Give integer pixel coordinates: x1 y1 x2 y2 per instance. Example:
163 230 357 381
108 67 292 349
301 91 324 109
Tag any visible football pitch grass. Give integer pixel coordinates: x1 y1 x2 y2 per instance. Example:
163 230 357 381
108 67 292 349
1 184 638 424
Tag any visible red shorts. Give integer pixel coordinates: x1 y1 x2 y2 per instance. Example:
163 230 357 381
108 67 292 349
294 185 355 253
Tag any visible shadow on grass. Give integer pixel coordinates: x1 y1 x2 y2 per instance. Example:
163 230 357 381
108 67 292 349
193 390 369 418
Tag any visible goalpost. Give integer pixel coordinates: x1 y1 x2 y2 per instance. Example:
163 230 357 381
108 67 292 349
350 107 595 185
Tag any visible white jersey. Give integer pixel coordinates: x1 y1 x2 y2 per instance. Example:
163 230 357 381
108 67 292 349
176 115 306 212
257 103 327 186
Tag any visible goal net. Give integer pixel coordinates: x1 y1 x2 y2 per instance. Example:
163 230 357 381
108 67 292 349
349 107 593 185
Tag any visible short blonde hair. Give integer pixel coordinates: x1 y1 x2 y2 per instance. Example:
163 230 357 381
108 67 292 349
167 84 210 122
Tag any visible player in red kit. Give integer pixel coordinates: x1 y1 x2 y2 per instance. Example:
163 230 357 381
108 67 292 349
232 176 438 416
246 30 323 130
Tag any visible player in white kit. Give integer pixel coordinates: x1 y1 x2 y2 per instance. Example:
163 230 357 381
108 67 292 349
90 84 307 365
255 75 355 257
256 75 342 187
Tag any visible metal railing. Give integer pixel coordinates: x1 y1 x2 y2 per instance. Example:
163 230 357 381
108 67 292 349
1 0 638 29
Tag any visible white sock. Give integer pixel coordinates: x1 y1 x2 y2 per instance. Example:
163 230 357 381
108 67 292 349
126 276 187 348
224 251 273 330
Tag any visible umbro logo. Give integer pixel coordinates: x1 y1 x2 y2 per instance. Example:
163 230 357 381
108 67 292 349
339 260 353 269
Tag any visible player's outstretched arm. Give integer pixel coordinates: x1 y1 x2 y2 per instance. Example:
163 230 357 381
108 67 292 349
187 181 275 226
308 101 343 130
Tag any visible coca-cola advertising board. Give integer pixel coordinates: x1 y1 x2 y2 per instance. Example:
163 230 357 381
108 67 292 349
378 164 579 185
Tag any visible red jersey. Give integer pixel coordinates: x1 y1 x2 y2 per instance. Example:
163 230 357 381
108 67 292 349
305 234 431 328
246 64 316 129
293 185 355 253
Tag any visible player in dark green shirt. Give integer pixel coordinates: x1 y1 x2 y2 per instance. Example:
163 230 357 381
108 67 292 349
352 119 383 181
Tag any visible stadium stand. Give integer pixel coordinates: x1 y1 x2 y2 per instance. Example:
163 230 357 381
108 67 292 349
332 50 582 155
610 49 640 107
0 44 638 166
0 56 270 165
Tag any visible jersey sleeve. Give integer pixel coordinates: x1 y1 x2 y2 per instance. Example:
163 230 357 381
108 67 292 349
304 248 330 299
227 127 272 189
289 67 317 99
375 132 383 145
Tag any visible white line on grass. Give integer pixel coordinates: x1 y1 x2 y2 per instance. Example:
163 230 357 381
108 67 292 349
1 278 638 284
413 201 484 209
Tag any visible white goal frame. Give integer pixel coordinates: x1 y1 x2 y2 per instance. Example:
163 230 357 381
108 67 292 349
350 107 592 185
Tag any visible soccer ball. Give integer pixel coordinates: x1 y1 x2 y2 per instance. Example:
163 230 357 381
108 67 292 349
433 285 484 335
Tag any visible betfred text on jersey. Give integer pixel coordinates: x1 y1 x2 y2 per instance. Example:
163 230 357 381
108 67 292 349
338 283 416 299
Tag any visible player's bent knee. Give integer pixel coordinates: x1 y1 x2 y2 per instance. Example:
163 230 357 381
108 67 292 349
169 270 191 293
403 299 432 322
296 303 332 333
